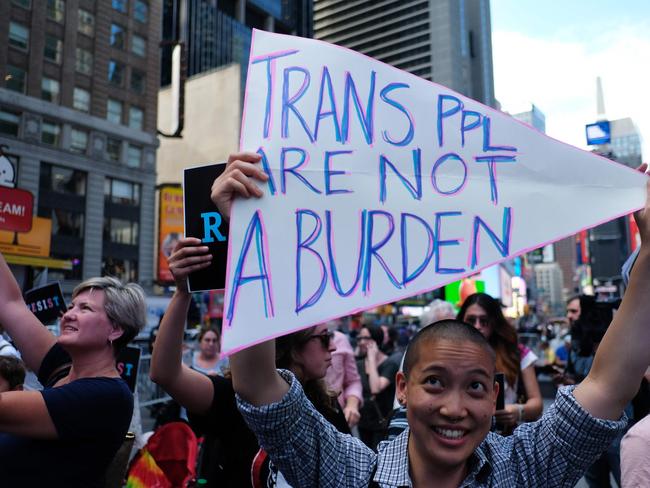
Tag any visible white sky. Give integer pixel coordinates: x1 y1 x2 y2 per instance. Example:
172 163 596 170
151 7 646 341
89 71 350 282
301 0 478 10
491 0 650 161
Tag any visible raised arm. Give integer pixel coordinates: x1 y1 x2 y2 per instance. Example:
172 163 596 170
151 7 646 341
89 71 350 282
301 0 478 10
575 170 650 419
210 151 287 405
0 252 56 372
365 341 391 395
149 238 214 414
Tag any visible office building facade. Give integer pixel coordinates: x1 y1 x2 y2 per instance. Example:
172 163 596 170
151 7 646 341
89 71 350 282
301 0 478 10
0 0 161 292
161 0 313 86
313 0 495 107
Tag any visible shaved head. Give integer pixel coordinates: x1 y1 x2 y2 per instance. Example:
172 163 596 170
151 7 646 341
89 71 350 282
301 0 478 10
403 319 496 379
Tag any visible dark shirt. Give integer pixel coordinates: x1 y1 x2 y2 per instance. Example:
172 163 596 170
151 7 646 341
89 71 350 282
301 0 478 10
188 374 349 488
188 375 263 488
0 343 133 487
358 352 401 420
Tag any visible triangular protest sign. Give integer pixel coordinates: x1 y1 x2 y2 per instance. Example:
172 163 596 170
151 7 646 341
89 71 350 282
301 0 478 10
221 29 646 355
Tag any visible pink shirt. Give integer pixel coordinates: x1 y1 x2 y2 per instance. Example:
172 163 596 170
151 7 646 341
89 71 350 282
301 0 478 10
621 414 650 487
324 331 363 409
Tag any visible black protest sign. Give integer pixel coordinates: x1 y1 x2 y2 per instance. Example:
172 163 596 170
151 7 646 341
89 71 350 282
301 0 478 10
116 346 141 393
24 282 67 324
183 162 228 292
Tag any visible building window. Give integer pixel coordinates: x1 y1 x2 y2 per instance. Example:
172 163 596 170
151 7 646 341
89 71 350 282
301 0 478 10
0 109 20 137
126 144 142 168
134 0 148 23
44 35 63 64
112 0 127 13
73 87 90 112
41 121 61 146
110 23 125 49
105 217 139 245
46 0 65 23
78 9 94 37
47 208 85 238
12 0 31 8
75 48 93 75
108 60 125 86
106 99 123 125
39 163 86 281
130 70 145 94
5 65 26 93
131 35 146 56
70 129 88 154
106 137 121 162
105 177 140 205
102 258 137 282
41 77 60 104
9 22 29 51
41 164 86 195
128 106 143 130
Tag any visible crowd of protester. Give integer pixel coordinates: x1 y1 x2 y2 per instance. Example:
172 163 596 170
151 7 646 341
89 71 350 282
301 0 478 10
0 153 649 487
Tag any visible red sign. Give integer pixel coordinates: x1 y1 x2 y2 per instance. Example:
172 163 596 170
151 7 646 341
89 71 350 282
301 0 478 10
0 186 33 232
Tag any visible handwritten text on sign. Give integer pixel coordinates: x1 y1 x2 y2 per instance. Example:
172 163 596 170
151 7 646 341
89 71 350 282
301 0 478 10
221 30 645 354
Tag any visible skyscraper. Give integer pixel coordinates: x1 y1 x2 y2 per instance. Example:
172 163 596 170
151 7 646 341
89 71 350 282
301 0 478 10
161 0 313 86
313 0 495 107
0 0 161 291
586 78 644 294
608 117 643 168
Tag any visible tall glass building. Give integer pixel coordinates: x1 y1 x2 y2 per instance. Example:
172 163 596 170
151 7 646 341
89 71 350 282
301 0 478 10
313 0 495 107
161 0 313 86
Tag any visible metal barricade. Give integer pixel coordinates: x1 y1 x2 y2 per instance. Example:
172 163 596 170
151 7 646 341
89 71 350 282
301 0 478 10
136 352 172 408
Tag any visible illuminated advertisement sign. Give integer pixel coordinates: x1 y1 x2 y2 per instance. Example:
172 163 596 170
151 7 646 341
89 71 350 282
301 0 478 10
157 185 184 284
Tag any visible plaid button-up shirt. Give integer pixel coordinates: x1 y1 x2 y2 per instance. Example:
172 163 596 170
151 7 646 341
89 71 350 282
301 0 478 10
238 370 625 487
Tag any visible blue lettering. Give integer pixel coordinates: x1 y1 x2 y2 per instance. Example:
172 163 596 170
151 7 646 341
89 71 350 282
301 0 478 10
326 210 366 297
434 211 465 274
362 211 402 294
470 207 512 269
437 94 463 147
295 210 328 313
201 212 226 243
280 147 322 194
226 211 274 323
251 50 299 138
314 67 342 142
401 213 434 286
281 67 315 142
342 71 376 144
380 82 414 146
324 150 353 195
379 149 422 203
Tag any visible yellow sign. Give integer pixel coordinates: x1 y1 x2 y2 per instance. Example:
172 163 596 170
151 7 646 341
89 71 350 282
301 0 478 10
0 217 52 257
158 185 184 283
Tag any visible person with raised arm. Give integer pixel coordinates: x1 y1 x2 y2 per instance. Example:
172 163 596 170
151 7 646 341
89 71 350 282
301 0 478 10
150 156 350 486
223 154 650 488
0 253 145 486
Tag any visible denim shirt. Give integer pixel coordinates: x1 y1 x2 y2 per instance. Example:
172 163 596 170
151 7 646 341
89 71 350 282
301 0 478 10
237 370 625 487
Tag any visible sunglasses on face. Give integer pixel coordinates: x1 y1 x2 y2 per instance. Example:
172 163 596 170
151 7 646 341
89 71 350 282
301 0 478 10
465 315 489 327
305 331 334 348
